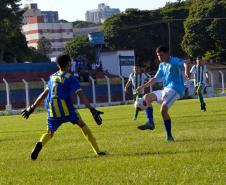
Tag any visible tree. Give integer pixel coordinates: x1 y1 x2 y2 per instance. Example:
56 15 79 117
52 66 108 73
73 21 100 28
25 47 50 62
0 0 28 62
103 2 189 70
64 36 96 63
182 0 226 61
37 37 52 57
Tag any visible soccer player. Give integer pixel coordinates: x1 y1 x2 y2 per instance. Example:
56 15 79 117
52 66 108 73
190 56 208 111
21 54 107 160
124 64 153 127
136 46 189 141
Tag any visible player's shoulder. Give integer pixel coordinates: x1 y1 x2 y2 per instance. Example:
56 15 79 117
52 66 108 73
170 56 183 62
129 72 134 77
169 56 184 66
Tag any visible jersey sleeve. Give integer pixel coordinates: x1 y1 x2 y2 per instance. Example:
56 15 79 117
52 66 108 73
204 65 208 73
171 57 184 68
128 73 133 81
190 65 196 74
69 75 82 93
143 73 151 81
47 76 52 89
154 64 164 81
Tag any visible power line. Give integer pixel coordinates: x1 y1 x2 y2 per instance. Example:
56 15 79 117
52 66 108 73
117 17 226 31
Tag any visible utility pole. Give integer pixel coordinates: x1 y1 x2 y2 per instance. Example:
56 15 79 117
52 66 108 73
168 21 172 56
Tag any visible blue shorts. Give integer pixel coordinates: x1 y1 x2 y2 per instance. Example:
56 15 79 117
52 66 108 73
47 110 81 132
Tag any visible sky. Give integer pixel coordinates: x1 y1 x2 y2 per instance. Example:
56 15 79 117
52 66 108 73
20 0 178 21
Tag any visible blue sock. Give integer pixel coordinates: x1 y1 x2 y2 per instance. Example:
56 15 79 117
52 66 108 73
164 119 172 138
145 107 154 124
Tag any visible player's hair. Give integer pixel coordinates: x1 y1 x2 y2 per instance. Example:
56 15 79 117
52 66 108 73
56 54 71 69
156 46 169 53
134 63 142 67
196 56 202 60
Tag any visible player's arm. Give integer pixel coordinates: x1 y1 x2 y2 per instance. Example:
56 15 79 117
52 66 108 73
184 62 189 79
77 90 104 125
136 77 157 94
124 80 131 93
21 87 49 119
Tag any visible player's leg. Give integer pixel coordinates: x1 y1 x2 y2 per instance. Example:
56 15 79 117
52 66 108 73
161 88 180 141
31 129 55 160
73 111 106 156
137 92 157 130
160 103 174 141
197 85 206 111
31 119 61 160
133 93 139 120
133 93 143 120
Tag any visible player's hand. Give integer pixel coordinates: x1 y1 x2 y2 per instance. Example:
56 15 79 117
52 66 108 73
21 104 36 119
124 87 128 93
185 72 189 80
136 86 144 94
89 107 104 125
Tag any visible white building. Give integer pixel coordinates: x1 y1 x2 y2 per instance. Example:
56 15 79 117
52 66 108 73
85 3 120 23
22 16 73 58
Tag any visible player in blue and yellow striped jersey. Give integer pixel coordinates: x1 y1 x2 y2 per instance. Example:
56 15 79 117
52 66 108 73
21 54 106 160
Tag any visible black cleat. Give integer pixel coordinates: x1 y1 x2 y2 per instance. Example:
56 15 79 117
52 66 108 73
137 121 155 130
167 136 175 142
97 151 108 156
201 103 206 112
31 142 42 160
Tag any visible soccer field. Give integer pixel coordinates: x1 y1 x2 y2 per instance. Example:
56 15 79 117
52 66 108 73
0 97 225 185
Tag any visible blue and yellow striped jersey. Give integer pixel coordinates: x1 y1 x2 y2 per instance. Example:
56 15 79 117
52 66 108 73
45 70 81 121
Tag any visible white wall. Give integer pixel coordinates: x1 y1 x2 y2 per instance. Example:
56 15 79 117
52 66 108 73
100 50 135 77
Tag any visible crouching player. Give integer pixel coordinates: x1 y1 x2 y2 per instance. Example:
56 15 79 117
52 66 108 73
190 56 208 111
136 46 189 141
21 54 107 160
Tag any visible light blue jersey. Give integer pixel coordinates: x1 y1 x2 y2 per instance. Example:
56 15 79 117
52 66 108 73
154 57 185 97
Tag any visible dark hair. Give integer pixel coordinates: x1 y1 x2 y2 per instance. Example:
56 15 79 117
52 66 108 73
56 54 71 69
196 56 202 60
156 46 169 53
134 63 142 67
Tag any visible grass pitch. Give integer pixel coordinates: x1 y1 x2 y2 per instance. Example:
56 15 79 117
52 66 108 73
0 97 225 185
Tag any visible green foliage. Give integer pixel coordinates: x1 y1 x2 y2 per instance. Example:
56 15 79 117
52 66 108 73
37 37 52 57
73 20 100 28
25 47 50 62
0 0 28 62
0 97 226 184
64 36 95 62
103 2 189 69
182 0 226 61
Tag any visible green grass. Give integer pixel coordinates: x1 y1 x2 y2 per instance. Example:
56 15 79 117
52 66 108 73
0 97 226 185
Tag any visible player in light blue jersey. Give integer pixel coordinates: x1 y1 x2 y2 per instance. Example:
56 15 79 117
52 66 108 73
21 54 107 160
136 46 189 141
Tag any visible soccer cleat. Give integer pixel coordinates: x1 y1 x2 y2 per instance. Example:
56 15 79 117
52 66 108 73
31 142 42 160
137 121 155 130
201 103 206 112
97 151 108 156
167 136 175 142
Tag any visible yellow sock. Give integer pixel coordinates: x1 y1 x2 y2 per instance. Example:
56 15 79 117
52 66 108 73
39 133 52 146
81 125 100 155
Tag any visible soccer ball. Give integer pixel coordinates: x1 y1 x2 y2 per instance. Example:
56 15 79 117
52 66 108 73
134 98 148 111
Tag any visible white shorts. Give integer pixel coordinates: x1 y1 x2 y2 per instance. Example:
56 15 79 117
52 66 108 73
152 87 180 108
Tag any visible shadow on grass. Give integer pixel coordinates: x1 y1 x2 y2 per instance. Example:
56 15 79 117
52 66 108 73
176 137 226 142
49 146 225 162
